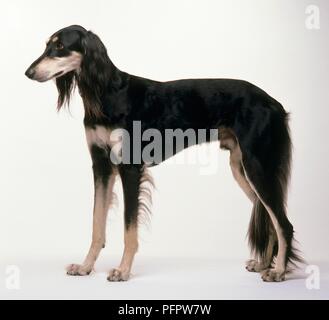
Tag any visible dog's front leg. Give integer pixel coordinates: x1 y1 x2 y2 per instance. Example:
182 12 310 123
107 165 142 281
67 145 115 276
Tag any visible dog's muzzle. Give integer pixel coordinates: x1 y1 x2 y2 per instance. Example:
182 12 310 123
25 67 36 79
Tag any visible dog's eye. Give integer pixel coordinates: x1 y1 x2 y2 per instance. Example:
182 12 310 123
56 43 64 50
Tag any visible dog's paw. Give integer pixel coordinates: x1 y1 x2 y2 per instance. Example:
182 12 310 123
245 259 267 272
261 268 285 282
66 264 92 276
107 268 130 282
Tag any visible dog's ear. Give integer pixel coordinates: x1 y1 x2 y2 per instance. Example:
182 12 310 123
79 31 109 119
56 71 76 111
81 30 110 86
81 31 108 62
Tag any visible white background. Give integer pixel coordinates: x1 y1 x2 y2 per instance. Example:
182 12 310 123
0 0 328 299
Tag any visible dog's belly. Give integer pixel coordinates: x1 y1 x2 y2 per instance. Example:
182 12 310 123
84 124 221 166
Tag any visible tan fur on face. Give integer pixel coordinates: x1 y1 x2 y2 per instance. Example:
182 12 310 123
34 51 82 82
46 36 59 44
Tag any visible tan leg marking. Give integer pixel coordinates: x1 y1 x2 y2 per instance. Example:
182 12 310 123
219 127 256 202
230 149 257 203
107 225 138 281
259 204 287 282
67 174 116 276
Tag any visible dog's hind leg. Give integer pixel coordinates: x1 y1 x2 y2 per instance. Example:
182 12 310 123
219 128 256 203
220 128 275 272
236 109 301 281
67 145 116 276
242 163 292 282
107 165 152 281
231 155 277 272
246 230 276 272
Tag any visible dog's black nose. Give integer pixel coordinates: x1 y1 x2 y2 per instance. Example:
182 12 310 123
25 68 35 79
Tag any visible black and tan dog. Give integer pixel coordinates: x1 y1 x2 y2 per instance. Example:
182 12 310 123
25 25 302 282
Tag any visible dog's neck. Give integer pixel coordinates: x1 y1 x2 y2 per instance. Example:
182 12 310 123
76 54 124 121
77 55 120 89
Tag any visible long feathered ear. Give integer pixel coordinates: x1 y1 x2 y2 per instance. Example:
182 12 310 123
79 30 111 119
56 71 77 111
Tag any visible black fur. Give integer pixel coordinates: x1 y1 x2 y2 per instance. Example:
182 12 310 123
56 71 77 109
90 144 113 187
25 25 303 276
248 199 275 261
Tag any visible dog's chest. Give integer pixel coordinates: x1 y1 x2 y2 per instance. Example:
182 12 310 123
85 125 123 152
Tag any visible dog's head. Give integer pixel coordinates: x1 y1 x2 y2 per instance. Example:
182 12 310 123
24 25 89 83
25 25 110 118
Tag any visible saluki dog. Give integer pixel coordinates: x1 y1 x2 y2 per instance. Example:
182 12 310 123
25 25 302 282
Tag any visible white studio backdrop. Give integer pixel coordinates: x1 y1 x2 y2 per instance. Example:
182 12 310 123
0 0 328 270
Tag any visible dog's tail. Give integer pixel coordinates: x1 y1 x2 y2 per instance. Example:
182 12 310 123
248 199 277 262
